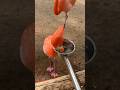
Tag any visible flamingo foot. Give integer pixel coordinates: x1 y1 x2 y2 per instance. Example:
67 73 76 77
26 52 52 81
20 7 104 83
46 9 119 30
50 71 58 78
46 66 54 73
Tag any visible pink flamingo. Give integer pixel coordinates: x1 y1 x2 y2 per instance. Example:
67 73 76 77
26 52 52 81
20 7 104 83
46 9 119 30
43 25 64 77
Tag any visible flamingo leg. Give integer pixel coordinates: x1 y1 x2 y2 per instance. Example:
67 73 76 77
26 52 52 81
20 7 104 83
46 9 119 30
64 13 68 28
47 58 54 73
50 58 58 78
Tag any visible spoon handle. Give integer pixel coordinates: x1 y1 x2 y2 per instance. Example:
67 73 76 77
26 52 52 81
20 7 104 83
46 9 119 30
63 56 81 90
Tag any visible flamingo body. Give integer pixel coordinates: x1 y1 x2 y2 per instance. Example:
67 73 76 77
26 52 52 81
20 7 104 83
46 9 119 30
54 0 76 15
43 35 56 58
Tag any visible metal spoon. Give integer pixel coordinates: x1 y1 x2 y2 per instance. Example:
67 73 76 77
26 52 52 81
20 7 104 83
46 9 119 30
55 39 82 90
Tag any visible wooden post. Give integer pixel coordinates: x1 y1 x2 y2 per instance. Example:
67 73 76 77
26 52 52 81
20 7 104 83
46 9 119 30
35 70 85 90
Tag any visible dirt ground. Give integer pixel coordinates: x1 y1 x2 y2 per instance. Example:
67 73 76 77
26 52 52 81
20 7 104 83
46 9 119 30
35 0 85 82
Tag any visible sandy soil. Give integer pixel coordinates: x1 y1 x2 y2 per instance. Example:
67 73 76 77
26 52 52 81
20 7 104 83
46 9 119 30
35 0 85 82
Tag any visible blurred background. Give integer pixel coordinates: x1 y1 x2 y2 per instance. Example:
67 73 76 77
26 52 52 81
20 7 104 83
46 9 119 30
0 0 34 90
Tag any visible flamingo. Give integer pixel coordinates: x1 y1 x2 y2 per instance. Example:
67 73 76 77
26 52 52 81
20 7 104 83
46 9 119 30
43 0 76 77
43 25 64 77
54 0 76 27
